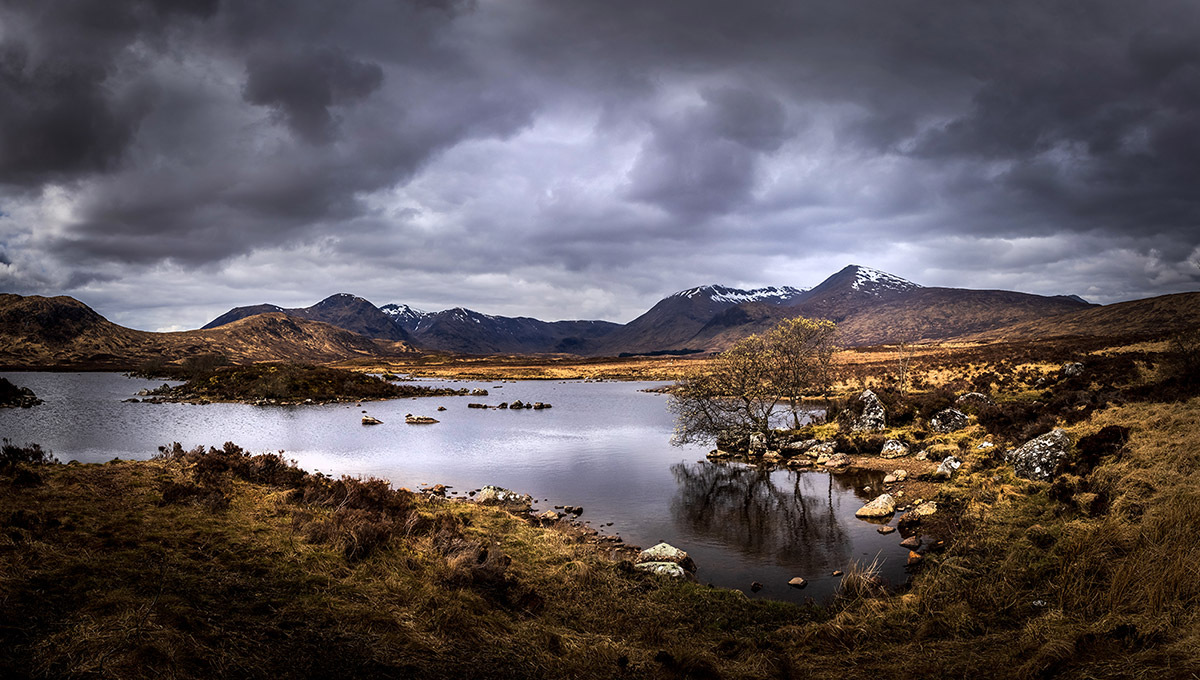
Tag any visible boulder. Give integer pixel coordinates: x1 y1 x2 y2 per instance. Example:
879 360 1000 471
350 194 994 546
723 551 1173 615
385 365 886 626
855 493 896 518
914 501 938 517
474 485 533 512
851 389 887 432
762 451 783 464
880 439 910 459
633 562 691 580
1006 428 1073 481
636 542 697 574
877 525 897 534
538 510 562 522
823 453 851 469
1061 362 1084 378
510 400 525 409
956 392 995 409
784 439 819 453
707 449 734 460
930 408 969 433
883 469 908 484
933 456 962 480
807 441 837 458
788 577 807 589
469 388 489 396
749 432 768 452
899 535 922 550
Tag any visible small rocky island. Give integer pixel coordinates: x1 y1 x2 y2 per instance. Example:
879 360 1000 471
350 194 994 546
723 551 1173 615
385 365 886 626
0 377 42 408
135 364 469 405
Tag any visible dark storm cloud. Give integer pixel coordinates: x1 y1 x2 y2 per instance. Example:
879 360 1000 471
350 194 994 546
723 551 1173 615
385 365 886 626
243 48 384 144
1 0 1198 327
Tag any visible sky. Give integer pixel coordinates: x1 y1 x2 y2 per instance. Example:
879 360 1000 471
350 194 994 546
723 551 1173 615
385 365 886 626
1 0 1199 331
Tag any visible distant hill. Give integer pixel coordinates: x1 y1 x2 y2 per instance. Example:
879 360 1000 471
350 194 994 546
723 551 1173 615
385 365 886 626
966 291 1200 342
0 294 414 369
204 293 411 342
386 307 620 354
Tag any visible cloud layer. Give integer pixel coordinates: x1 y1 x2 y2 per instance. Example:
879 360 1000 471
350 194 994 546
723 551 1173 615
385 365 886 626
1 0 1197 329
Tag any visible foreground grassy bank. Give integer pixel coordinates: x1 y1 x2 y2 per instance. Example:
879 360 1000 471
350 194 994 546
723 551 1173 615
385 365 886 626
4 392 1200 679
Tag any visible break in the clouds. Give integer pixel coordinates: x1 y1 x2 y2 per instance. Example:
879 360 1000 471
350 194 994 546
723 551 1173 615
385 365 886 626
1 0 1198 330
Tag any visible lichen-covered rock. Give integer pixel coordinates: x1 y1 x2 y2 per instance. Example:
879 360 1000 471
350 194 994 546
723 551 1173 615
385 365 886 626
762 451 783 464
784 439 819 452
956 392 995 409
749 432 768 452
852 389 887 432
1061 362 1084 378
633 562 690 579
883 469 908 484
930 408 969 433
933 456 962 480
1006 428 1073 481
880 439 910 459
807 441 837 458
636 542 697 574
855 493 896 518
474 485 533 511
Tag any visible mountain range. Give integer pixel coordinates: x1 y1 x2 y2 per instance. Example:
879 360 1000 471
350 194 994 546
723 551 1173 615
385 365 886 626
198 265 1102 355
4 265 1196 369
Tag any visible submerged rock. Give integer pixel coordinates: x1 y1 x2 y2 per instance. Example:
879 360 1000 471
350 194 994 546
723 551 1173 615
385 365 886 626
1006 428 1073 481
855 493 896 518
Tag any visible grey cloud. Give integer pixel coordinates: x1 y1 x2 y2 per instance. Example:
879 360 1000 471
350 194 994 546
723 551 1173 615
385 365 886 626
243 48 384 144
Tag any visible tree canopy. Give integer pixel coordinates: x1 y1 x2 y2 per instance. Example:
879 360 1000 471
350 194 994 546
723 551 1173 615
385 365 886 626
670 316 839 446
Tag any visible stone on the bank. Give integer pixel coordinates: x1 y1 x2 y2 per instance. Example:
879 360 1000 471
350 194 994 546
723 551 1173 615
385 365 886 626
636 542 696 574
823 453 850 469
899 535 922 550
906 551 924 566
762 451 783 464
1006 428 1073 481
474 485 533 511
915 501 937 517
784 439 819 453
851 389 887 432
855 493 896 518
749 432 768 452
880 439 910 459
807 441 837 458
883 469 908 484
633 562 690 579
930 408 969 433
933 456 962 480
538 510 562 522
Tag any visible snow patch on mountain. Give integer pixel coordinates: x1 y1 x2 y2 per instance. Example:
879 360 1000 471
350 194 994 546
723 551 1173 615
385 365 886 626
848 267 920 295
671 284 808 305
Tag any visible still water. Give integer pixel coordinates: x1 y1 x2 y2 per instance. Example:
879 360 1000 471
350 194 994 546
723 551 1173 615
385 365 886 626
0 372 910 603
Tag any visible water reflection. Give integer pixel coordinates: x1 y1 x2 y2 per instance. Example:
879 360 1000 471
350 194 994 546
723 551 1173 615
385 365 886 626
671 462 886 576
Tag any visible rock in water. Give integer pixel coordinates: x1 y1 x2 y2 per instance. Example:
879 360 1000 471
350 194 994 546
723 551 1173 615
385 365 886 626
855 493 896 518
474 485 534 512
636 542 697 574
1006 428 1073 481
930 408 969 433
788 577 807 588
823 453 850 469
880 439 910 458
852 389 887 432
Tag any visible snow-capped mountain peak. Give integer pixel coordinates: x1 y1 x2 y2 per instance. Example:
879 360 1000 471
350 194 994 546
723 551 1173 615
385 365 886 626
671 284 809 305
845 266 921 295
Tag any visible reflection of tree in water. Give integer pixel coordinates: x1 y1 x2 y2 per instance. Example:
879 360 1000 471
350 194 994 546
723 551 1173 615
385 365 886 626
670 462 881 571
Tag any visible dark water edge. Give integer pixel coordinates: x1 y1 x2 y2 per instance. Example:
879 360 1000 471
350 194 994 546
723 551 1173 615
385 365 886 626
0 371 911 603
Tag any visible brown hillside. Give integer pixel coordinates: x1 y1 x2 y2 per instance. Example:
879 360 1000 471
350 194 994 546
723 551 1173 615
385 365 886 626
690 288 1093 350
967 291 1200 342
0 295 415 369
